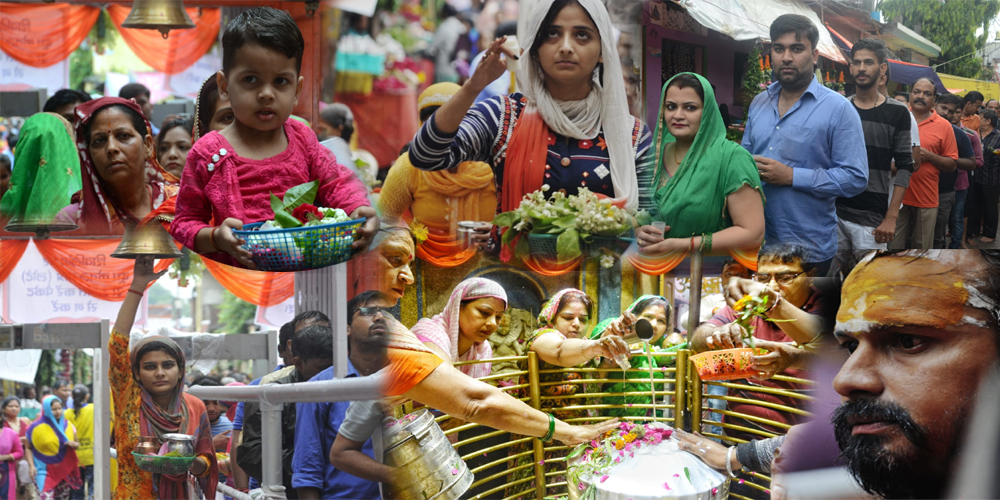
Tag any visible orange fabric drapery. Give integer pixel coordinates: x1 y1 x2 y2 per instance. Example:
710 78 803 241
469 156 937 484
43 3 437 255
415 233 478 268
625 248 688 276
0 3 100 68
728 247 759 272
521 255 582 276
0 239 30 285
201 258 293 307
33 239 173 302
107 5 220 75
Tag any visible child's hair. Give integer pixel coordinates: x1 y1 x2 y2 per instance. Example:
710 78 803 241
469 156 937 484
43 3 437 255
0 154 11 172
222 7 305 75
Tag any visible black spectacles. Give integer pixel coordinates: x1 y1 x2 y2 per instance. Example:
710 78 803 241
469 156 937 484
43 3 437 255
356 306 394 318
753 272 804 285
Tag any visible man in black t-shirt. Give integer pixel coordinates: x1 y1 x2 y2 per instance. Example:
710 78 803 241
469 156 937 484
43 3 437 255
932 93 976 249
836 39 913 261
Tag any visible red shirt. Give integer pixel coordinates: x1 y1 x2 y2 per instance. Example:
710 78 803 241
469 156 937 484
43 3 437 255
707 288 823 441
903 110 959 208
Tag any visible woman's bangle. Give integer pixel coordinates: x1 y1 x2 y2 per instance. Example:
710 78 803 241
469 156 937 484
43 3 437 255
689 236 696 252
541 413 556 442
726 445 738 478
127 288 144 298
209 227 220 253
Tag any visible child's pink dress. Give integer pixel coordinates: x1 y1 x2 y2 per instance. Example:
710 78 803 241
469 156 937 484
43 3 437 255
171 118 370 267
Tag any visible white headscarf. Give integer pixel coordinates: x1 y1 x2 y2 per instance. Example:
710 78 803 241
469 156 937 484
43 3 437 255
516 0 639 211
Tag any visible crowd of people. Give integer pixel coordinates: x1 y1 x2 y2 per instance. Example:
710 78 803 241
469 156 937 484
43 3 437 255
3 0 1000 499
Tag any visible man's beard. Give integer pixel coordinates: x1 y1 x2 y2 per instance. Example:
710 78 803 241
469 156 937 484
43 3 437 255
854 76 877 90
832 398 963 499
777 66 812 90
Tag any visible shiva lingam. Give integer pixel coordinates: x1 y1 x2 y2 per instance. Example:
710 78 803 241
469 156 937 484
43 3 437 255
567 422 728 500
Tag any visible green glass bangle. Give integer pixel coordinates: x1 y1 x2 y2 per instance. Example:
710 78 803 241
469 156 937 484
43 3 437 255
541 413 556 442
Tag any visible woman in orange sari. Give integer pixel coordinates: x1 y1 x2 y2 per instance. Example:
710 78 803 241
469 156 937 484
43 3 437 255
108 257 217 500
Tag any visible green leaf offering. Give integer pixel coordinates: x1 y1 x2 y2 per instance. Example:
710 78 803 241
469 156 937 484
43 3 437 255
556 228 582 261
274 210 302 229
281 181 319 211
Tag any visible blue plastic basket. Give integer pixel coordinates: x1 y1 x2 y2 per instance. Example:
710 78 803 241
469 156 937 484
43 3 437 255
232 218 365 272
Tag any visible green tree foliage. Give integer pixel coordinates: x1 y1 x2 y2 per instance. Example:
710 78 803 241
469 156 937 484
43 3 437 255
880 0 1000 78
35 350 57 389
217 290 256 334
69 45 93 91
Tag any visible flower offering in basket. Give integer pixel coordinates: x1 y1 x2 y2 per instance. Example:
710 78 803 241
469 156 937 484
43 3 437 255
232 180 365 271
690 292 788 381
492 186 636 266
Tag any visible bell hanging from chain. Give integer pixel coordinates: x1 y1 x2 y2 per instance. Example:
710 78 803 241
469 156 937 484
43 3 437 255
121 0 196 39
111 221 184 259
4 214 77 240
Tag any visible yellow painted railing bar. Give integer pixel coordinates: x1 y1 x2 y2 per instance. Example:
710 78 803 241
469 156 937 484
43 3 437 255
706 395 813 416
467 450 536 474
528 351 546 500
467 461 535 486
705 408 796 431
704 382 815 401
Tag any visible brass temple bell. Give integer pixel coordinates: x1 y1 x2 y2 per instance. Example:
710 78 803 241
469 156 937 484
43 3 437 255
111 221 184 259
121 0 196 39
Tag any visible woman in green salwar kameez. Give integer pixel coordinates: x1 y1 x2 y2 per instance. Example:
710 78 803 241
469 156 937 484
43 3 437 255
590 295 686 419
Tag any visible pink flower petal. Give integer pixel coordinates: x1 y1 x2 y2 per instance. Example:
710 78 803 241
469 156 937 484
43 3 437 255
538 460 545 465
664 482 671 490
450 468 458 475
578 483 585 491
601 475 609 483
673 473 680 478
738 479 745 484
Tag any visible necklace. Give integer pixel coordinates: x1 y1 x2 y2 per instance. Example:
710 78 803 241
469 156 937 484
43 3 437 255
673 143 686 165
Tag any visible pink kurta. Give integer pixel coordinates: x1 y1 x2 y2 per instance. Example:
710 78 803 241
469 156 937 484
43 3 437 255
171 119 370 266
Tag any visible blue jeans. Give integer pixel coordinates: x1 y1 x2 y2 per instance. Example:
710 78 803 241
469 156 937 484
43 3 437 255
70 465 93 500
950 189 968 248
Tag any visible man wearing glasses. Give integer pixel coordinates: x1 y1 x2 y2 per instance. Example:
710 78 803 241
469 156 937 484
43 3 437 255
690 244 827 443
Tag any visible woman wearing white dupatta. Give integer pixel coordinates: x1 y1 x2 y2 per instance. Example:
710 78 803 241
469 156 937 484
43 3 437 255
408 0 653 254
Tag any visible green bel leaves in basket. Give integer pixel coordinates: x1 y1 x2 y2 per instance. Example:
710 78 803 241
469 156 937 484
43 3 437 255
281 181 319 211
556 228 582 261
271 194 302 228
492 211 517 229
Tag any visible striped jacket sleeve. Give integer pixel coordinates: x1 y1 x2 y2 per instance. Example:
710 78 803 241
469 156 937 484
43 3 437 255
409 96 506 171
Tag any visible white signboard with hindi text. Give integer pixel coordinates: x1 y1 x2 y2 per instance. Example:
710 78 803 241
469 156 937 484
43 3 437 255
0 50 70 99
255 295 295 330
0 241 148 326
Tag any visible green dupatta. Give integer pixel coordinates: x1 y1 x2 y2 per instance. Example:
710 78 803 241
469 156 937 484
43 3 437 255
651 72 762 238
0 113 82 224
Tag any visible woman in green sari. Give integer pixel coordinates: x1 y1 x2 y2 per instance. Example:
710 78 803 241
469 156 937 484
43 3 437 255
590 295 685 418
0 113 81 226
635 72 764 254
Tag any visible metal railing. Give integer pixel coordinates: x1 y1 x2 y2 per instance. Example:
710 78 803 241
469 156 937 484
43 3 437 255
403 349 814 500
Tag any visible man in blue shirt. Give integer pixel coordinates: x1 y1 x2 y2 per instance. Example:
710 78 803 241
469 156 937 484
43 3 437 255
741 14 868 276
232 311 330 491
292 292 386 499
